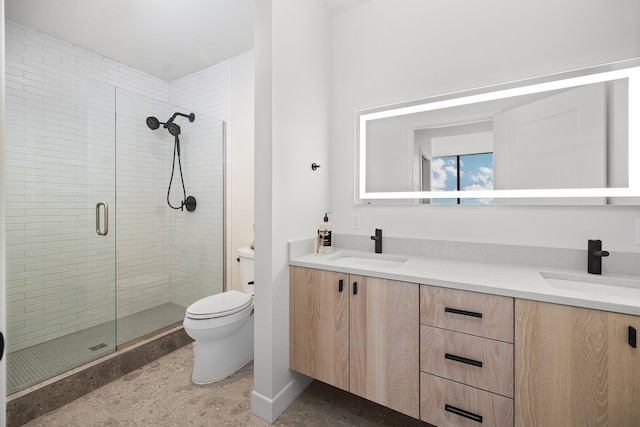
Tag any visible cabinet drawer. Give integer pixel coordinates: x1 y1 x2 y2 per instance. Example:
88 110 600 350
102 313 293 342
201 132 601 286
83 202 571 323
421 373 513 427
420 285 514 342
421 326 514 397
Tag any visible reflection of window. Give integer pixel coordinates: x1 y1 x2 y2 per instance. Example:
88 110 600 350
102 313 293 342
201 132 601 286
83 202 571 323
431 153 494 204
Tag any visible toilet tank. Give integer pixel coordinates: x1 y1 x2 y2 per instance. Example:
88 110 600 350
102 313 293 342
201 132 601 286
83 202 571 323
237 247 255 294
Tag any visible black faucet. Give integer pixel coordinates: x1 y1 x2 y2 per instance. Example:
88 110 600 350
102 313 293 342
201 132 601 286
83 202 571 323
371 229 382 253
588 239 609 275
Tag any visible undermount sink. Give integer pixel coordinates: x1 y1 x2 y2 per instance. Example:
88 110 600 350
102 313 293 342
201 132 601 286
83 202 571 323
540 271 640 297
327 252 409 268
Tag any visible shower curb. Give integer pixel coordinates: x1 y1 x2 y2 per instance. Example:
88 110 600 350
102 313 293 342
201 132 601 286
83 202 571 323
6 326 193 427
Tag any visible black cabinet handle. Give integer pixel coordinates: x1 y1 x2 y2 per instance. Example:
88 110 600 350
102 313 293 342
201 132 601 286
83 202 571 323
629 326 637 348
445 353 483 368
0 332 3 361
338 279 344 293
444 307 483 319
445 404 483 423
353 282 358 295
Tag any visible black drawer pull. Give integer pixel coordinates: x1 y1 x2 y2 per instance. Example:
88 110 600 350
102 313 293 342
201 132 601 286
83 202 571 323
445 353 483 368
630 326 637 348
445 404 483 423
444 307 483 318
353 281 358 295
338 279 344 293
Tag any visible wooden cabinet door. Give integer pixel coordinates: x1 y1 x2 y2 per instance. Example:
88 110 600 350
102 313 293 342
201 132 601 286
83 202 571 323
349 275 420 418
603 310 640 426
289 266 350 391
515 299 640 427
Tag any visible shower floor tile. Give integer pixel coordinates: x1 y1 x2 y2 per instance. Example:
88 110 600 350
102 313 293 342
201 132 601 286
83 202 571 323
7 302 186 394
116 302 186 345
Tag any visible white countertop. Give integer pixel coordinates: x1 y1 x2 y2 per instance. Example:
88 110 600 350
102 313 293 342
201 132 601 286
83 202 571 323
290 248 640 316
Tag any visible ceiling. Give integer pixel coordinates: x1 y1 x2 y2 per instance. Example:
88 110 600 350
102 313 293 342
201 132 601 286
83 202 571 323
5 0 372 82
5 0 255 81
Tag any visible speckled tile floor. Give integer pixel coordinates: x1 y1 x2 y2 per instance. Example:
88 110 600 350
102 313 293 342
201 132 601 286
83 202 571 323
22 343 430 427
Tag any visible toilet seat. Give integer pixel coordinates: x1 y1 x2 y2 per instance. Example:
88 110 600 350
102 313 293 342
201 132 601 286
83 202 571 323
186 290 253 320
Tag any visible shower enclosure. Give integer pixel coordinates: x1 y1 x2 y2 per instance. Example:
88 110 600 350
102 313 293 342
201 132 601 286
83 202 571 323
4 80 225 394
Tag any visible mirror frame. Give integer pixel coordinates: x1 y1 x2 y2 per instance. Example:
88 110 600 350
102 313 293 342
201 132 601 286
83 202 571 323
356 58 640 203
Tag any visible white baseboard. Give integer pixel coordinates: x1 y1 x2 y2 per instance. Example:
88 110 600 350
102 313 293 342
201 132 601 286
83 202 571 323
250 373 313 423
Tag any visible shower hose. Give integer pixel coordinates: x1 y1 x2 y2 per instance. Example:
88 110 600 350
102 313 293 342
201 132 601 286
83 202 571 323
167 135 188 210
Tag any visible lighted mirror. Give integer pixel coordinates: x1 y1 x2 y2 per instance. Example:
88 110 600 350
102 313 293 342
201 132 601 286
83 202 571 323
356 59 640 205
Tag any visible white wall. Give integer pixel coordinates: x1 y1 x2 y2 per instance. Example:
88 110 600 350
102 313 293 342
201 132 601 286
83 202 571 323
252 0 331 422
167 64 230 306
230 50 255 291
4 22 133 350
4 20 234 350
167 116 226 307
115 90 172 318
331 0 640 252
170 53 256 293
169 60 229 297
1 0 8 421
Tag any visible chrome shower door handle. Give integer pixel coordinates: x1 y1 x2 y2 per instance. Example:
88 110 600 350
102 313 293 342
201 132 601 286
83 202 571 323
96 202 109 236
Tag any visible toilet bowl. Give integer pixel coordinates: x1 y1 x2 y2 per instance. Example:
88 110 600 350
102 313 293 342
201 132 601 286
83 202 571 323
183 246 255 384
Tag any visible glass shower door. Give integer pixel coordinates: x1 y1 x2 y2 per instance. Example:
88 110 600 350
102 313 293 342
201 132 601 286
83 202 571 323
114 89 225 347
4 79 117 393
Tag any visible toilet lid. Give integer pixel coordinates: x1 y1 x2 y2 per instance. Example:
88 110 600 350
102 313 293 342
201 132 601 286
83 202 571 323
186 290 253 319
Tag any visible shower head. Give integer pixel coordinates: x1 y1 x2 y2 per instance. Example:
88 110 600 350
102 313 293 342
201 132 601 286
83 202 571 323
147 112 197 213
146 112 195 134
167 122 181 136
146 116 160 130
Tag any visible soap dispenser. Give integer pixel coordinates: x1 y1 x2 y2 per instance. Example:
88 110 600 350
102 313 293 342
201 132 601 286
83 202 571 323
319 212 333 254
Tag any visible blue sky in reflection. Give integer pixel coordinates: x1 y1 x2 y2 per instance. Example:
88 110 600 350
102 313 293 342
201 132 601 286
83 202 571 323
431 153 493 205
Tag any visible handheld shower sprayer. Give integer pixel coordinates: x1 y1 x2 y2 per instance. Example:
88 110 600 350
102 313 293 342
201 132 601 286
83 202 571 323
146 112 197 212
146 116 161 130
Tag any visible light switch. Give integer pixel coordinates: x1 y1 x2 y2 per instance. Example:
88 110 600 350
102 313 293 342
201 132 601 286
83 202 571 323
351 211 361 229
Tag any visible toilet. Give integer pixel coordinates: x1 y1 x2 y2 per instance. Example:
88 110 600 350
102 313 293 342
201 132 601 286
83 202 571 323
183 246 255 384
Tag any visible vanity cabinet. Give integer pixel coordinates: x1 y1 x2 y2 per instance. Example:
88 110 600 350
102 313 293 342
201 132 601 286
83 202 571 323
515 299 640 427
290 263 640 426
289 266 420 418
289 267 350 390
419 285 515 427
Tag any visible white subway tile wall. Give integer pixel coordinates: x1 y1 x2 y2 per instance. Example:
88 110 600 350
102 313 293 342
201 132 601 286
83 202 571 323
4 20 229 351
114 90 173 321
170 61 231 297
166 115 225 308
